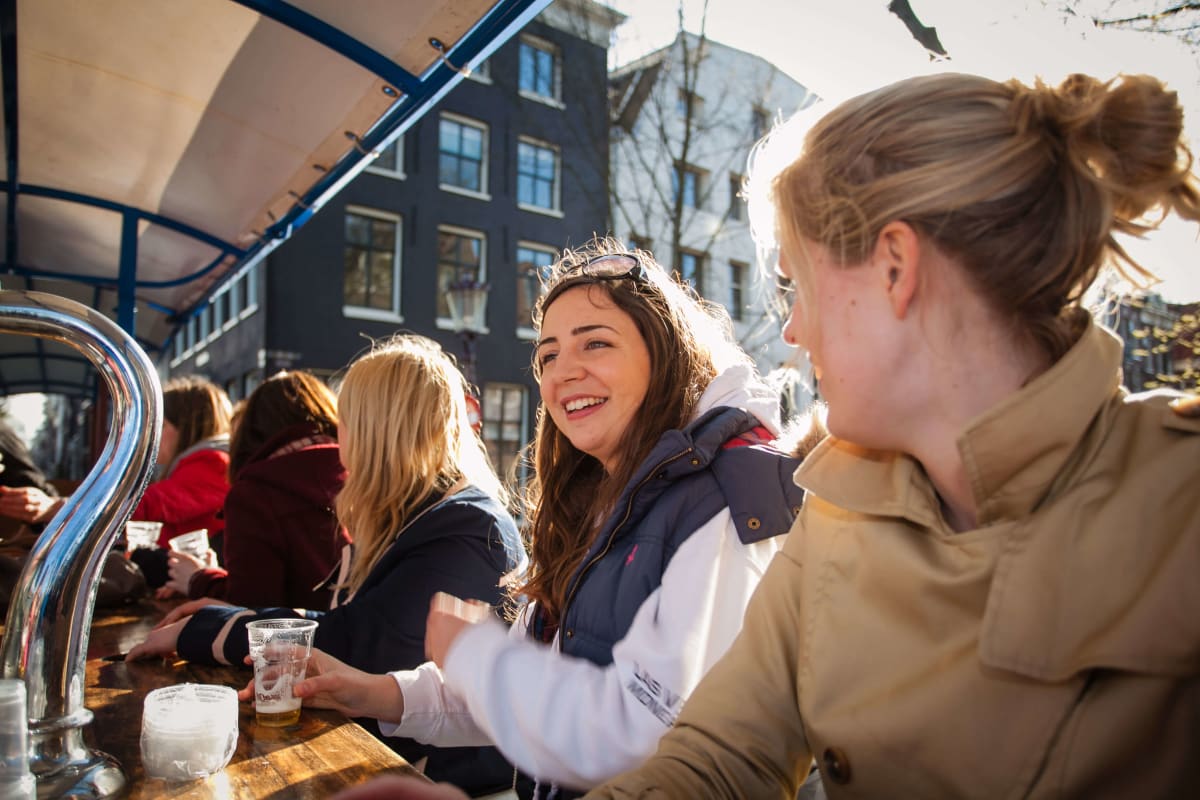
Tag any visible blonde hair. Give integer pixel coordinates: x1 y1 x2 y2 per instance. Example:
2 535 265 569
750 72 1200 360
336 334 507 592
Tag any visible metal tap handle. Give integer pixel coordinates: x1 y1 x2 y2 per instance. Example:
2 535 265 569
0 289 160 796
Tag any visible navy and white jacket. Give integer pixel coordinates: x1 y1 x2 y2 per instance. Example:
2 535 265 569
380 365 804 793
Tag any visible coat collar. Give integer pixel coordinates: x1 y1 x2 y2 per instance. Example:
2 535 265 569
795 320 1122 529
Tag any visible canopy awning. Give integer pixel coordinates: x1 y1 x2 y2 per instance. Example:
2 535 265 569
0 0 551 397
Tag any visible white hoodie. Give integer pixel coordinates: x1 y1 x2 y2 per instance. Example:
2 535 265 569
380 363 787 790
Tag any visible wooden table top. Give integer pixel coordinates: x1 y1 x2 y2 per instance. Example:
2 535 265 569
51 598 423 798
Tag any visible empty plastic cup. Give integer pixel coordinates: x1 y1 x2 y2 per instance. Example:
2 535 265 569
140 683 238 781
0 679 35 799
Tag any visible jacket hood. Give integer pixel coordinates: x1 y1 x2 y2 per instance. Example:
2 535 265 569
235 423 345 508
693 362 782 436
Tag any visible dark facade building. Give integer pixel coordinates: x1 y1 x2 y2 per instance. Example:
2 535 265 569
1110 293 1200 394
166 0 624 482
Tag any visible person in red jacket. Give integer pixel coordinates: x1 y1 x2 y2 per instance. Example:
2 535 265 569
164 370 351 609
2 375 232 573
127 375 233 590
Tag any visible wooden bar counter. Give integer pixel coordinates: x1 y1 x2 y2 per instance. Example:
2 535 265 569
54 599 422 798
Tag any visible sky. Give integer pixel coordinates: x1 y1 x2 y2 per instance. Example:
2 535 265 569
604 0 1200 303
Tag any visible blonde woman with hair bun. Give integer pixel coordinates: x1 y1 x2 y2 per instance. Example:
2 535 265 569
576 71 1200 799
129 334 525 795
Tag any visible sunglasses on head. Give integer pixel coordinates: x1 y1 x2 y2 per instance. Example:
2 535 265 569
565 253 648 283
541 252 650 306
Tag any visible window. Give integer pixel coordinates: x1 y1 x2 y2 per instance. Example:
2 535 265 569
673 164 703 209
227 276 242 319
517 138 560 212
483 382 528 483
729 173 745 221
516 243 557 331
239 263 259 316
519 36 559 102
439 114 488 195
676 249 706 296
366 137 404 178
199 305 211 342
437 227 486 320
211 289 226 332
468 59 491 83
173 333 185 361
343 208 401 317
729 261 748 322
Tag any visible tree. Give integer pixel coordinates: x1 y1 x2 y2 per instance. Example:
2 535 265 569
607 3 815 387
1071 1 1200 47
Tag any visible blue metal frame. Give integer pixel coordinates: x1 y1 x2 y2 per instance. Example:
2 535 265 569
229 0 423 96
0 0 552 398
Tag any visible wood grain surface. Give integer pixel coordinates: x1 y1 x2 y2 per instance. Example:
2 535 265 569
22 598 424 798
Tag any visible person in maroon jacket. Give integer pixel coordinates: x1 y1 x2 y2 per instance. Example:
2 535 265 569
164 370 351 610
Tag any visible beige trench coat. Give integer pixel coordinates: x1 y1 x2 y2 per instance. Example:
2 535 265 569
589 323 1200 799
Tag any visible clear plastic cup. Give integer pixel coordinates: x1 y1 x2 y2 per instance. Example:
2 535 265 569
167 529 209 560
246 619 318 727
124 520 163 553
0 680 34 799
140 683 238 781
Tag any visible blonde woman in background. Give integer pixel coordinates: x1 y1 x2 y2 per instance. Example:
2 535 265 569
129 334 525 796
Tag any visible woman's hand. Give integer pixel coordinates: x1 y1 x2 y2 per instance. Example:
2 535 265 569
286 648 406 724
0 486 63 523
125 618 188 661
155 597 233 629
163 550 208 596
424 592 491 669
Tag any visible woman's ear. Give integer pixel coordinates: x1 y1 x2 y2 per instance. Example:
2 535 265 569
874 221 921 320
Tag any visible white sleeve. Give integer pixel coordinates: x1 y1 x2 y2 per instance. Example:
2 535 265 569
440 508 782 790
378 605 534 746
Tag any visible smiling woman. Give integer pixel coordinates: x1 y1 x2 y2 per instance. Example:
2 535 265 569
535 280 653 472
288 237 809 799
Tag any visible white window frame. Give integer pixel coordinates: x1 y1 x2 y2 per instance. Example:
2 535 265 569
365 136 406 179
238 262 259 321
516 241 558 339
516 136 563 217
438 113 490 200
435 224 489 331
467 58 492 84
677 248 706 296
729 172 746 222
674 163 705 210
482 382 530 485
729 260 748 322
210 288 225 340
517 35 563 108
342 205 404 323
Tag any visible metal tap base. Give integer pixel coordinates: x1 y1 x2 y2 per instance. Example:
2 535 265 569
33 752 127 799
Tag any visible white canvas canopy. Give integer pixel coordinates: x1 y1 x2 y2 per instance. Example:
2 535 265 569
0 0 549 397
